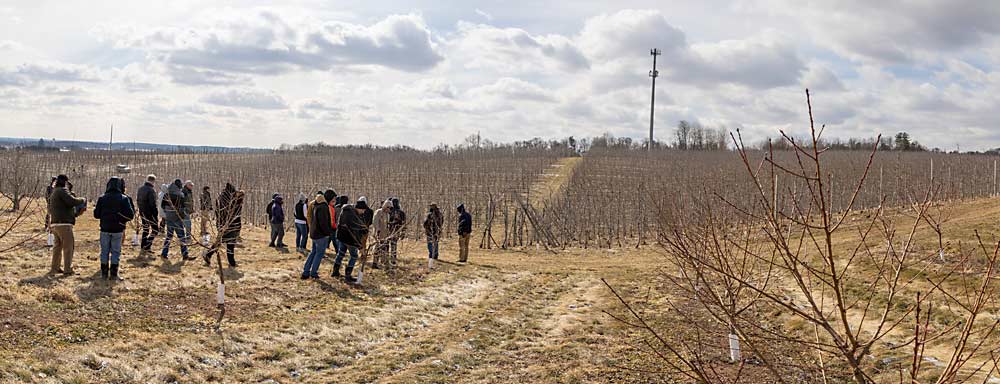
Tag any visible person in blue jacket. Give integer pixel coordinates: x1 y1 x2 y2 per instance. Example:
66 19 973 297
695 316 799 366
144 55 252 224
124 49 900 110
93 177 135 280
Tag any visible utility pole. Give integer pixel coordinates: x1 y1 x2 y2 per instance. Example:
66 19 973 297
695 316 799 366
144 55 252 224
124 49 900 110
648 48 661 152
109 123 114 175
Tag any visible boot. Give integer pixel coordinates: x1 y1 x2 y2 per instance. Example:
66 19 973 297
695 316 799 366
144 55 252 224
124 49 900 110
344 266 356 284
100 263 109 279
331 263 341 277
109 263 123 281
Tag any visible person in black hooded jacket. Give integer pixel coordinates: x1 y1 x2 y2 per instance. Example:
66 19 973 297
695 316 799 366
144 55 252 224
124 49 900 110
457 203 472 263
334 201 367 283
94 177 135 280
205 183 243 267
136 174 159 253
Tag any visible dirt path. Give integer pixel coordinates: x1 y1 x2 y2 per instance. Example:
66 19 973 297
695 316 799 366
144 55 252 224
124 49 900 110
528 157 581 207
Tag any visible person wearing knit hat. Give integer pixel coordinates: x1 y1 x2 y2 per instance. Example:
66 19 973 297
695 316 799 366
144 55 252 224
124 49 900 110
293 193 309 254
47 174 86 275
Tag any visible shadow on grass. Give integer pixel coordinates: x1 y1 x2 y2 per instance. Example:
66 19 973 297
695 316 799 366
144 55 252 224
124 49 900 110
222 267 245 281
314 279 362 300
18 274 60 288
125 252 158 268
157 257 188 275
74 277 113 302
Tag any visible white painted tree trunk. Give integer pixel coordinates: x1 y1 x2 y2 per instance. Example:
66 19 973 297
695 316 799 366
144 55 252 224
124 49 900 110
216 283 225 305
729 333 741 362
47 233 54 247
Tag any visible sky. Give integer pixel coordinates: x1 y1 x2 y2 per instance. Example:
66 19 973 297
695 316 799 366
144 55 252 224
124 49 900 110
0 0 999 150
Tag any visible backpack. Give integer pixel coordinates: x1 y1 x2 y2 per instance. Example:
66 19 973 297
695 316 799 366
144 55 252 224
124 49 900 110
266 200 274 219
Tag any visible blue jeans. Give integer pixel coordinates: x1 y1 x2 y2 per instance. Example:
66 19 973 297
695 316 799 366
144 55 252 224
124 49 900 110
162 220 188 257
182 218 193 244
332 237 344 258
427 240 439 259
302 236 329 277
334 242 358 270
100 232 123 264
295 223 308 249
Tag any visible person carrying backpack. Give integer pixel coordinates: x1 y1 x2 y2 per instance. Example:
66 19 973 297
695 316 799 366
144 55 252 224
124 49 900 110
94 177 135 280
265 193 278 223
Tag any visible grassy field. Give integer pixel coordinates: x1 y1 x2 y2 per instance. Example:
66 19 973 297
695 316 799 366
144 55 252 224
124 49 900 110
0 215 675 383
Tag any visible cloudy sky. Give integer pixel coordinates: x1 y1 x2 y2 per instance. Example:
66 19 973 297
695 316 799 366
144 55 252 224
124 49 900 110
0 0 998 150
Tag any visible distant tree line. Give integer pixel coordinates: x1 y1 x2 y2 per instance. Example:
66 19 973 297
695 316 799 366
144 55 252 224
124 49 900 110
757 131 927 152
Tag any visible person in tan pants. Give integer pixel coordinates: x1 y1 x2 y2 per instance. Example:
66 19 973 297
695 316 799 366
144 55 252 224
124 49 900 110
47 174 86 276
456 204 472 263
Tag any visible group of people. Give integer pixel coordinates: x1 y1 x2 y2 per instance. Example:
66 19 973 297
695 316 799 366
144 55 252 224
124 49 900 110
298 191 404 282
47 174 246 281
45 173 475 284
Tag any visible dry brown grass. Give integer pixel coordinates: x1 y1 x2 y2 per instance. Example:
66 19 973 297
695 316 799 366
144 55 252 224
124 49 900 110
0 203 677 384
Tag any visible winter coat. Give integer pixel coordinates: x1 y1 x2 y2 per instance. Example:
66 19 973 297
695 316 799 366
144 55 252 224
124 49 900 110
48 186 86 225
423 207 444 241
373 200 392 241
309 195 334 239
266 197 276 222
136 181 158 217
162 182 185 223
294 199 308 224
200 189 213 211
270 197 285 225
457 204 473 236
94 177 135 233
215 183 243 242
333 196 347 228
357 201 374 227
182 187 195 217
157 184 167 219
336 204 368 248
388 199 406 238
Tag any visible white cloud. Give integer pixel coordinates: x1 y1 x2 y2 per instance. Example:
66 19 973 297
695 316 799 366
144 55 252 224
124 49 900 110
0 2 997 151
97 10 444 83
200 88 288 110
0 40 22 51
475 9 494 21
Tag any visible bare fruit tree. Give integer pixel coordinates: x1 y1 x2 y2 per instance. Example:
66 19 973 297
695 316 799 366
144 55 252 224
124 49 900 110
605 90 1000 383
0 149 44 252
